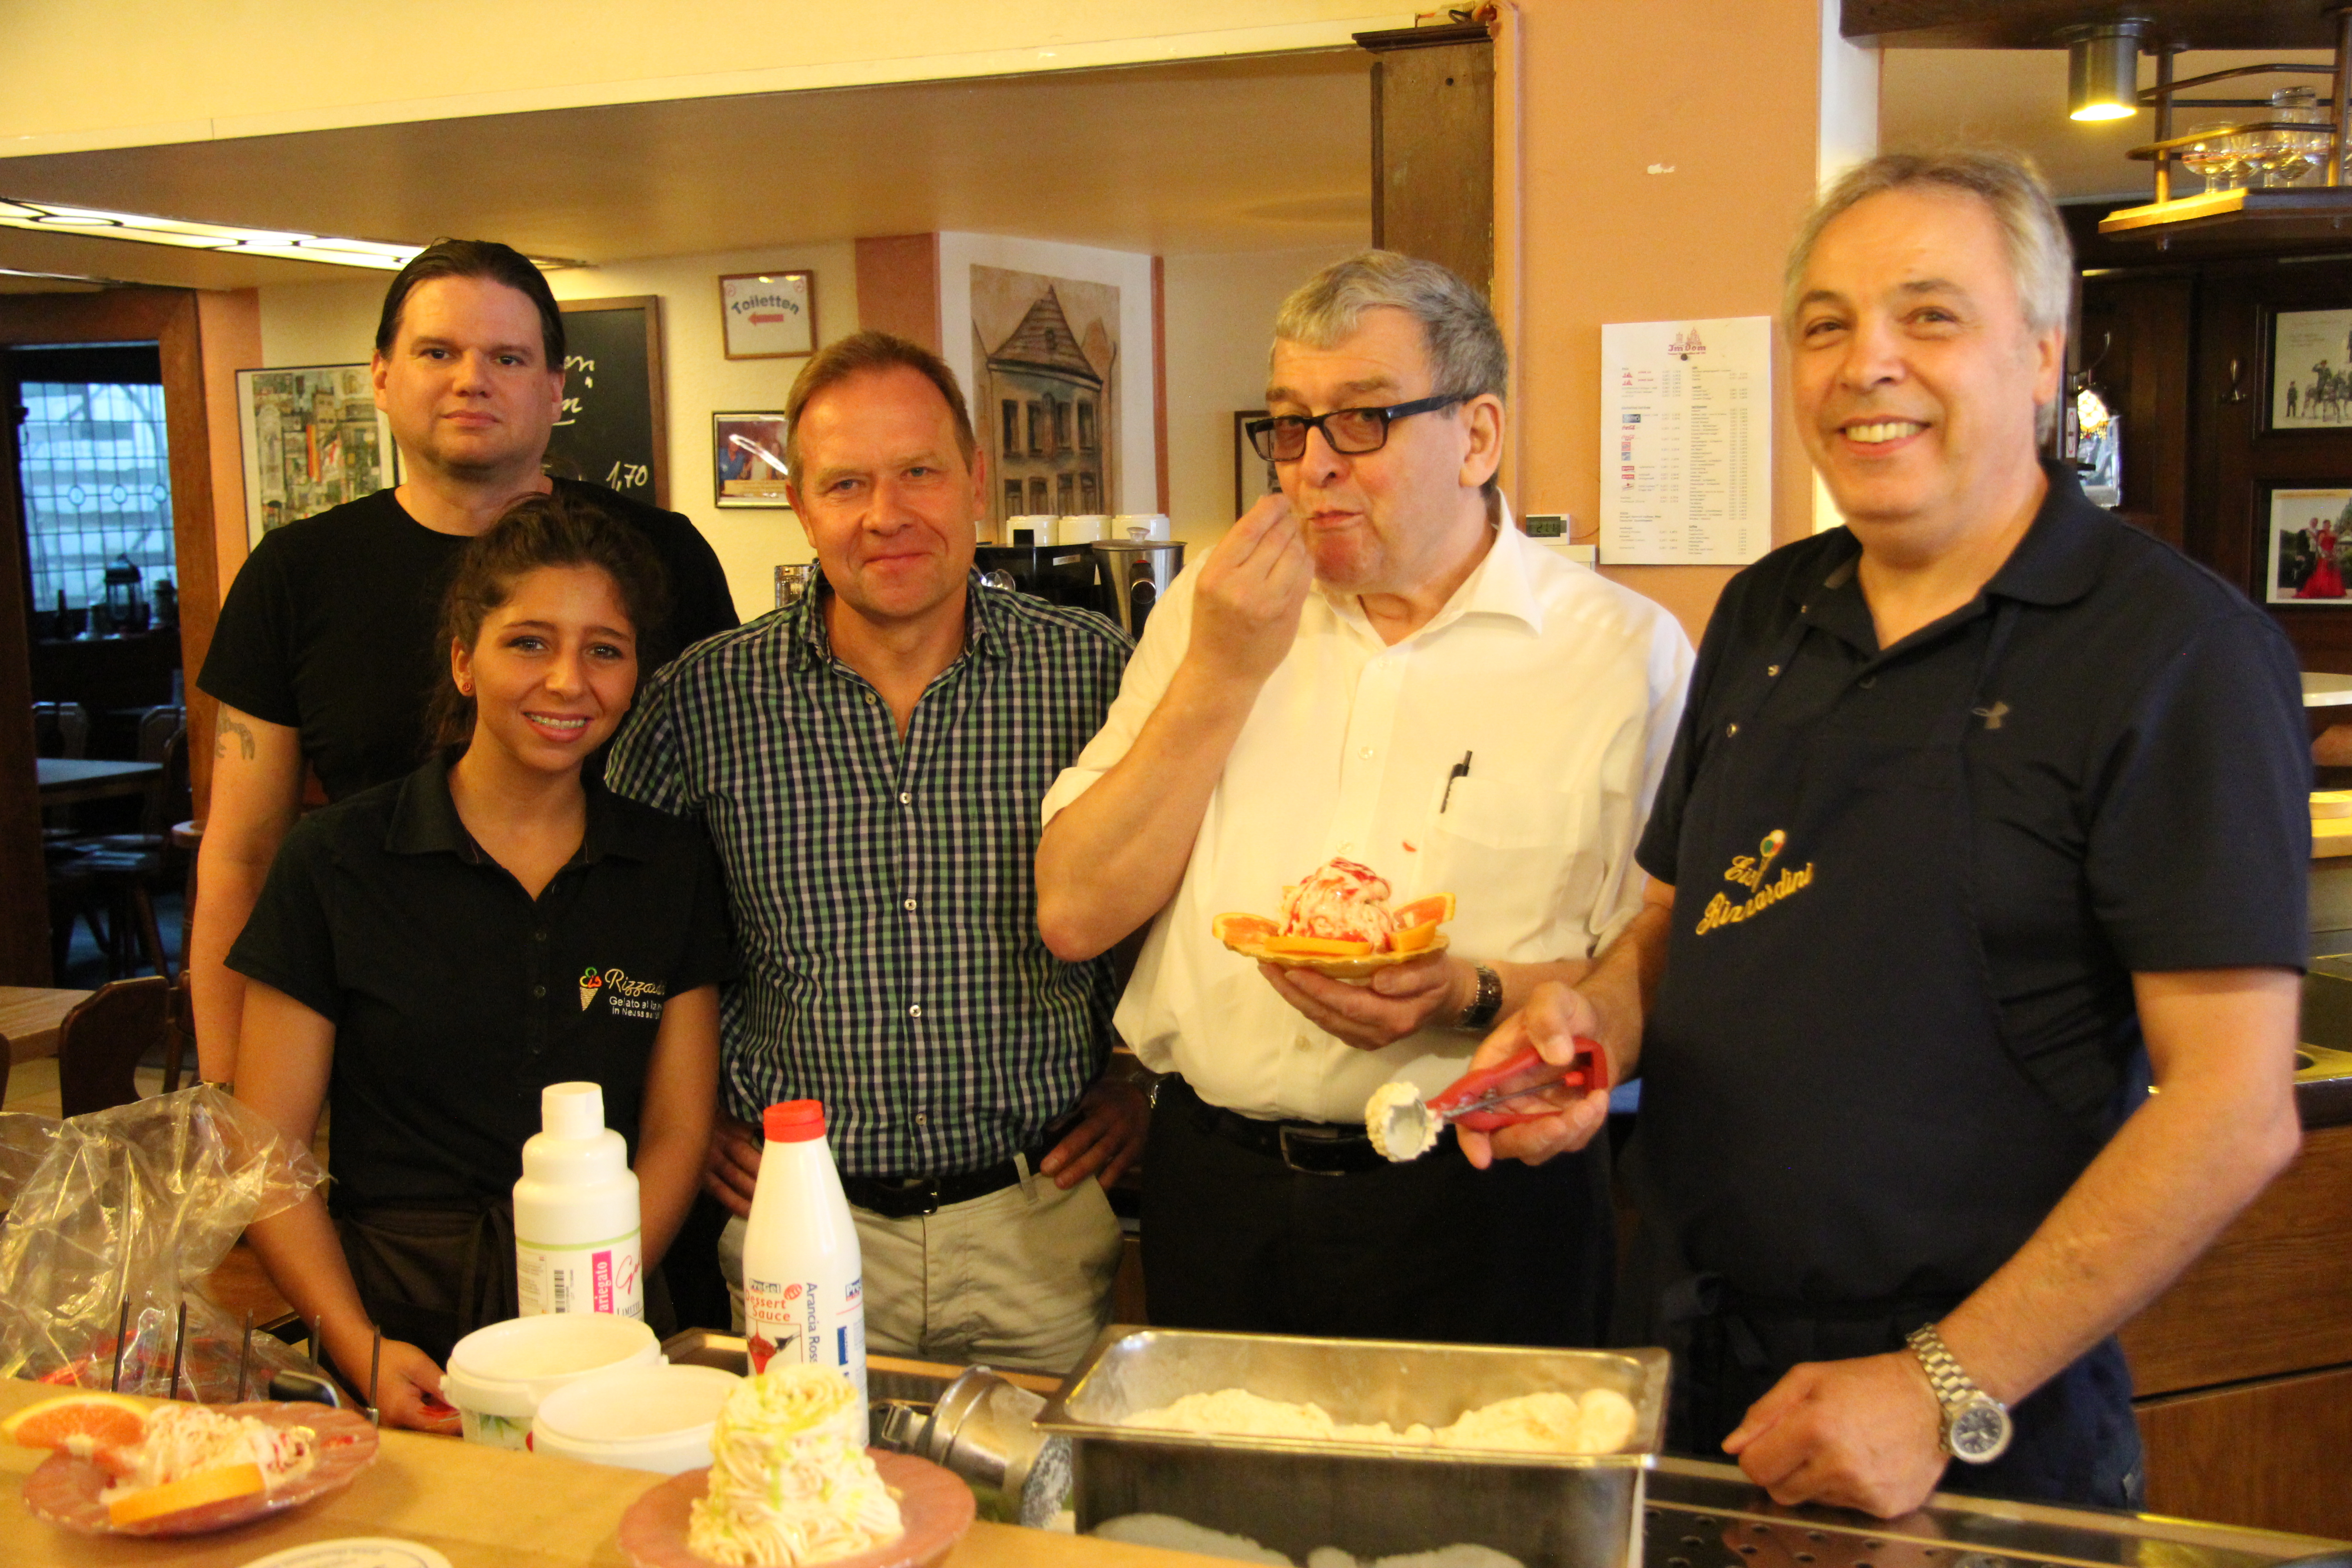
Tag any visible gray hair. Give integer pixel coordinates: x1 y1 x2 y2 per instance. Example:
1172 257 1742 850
1272 250 1508 403
1784 149 2073 338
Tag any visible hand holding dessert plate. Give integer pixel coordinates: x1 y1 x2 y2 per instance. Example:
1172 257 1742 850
1213 858 1453 983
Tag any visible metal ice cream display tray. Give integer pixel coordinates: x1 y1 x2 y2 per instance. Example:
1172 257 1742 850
1034 1326 1670 1568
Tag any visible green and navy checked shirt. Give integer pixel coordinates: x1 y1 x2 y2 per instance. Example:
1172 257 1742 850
605 576 1131 1178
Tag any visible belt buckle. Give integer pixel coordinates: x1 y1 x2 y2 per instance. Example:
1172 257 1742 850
877 1176 944 1217
1277 1124 1349 1177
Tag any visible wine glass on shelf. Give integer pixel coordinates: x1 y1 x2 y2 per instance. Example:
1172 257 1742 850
2257 87 2329 187
2179 123 2243 194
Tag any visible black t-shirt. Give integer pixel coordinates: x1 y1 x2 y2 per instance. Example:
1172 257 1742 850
199 481 737 802
226 753 736 1210
1638 464 2309 1124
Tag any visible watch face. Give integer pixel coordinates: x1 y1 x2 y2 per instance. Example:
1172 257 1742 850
1949 1400 2012 1463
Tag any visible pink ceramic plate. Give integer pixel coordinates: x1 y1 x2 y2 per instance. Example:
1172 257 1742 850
24 1401 379 1537
620 1449 975 1568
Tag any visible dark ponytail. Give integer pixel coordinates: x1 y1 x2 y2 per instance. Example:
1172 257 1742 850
425 490 671 750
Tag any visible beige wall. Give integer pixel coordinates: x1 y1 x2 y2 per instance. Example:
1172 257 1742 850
1506 0 1863 647
1161 244 1360 546
251 243 858 617
2 1 1411 154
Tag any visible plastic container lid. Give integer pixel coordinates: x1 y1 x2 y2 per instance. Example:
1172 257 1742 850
540 1082 607 1140
441 1313 662 1419
763 1099 827 1142
530 1364 742 1473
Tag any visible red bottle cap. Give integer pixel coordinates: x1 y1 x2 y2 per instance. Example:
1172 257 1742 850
763 1099 826 1143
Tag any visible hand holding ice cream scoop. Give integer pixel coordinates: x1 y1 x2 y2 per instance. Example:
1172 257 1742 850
1365 1038 1612 1161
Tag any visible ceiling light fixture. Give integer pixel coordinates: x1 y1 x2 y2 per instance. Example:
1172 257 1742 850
2062 20 2146 122
0 199 583 272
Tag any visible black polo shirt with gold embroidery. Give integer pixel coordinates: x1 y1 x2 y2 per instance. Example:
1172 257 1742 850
230 752 735 1211
1637 464 2308 1125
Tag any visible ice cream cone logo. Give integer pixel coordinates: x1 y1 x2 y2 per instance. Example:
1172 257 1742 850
577 967 603 1012
1756 830 1787 879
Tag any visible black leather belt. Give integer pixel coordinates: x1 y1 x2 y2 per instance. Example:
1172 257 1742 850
1166 1076 1398 1176
842 1144 1054 1220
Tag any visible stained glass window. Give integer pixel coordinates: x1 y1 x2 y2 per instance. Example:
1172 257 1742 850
19 378 173 612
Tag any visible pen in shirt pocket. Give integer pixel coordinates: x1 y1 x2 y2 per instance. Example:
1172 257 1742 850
1440 751 1473 813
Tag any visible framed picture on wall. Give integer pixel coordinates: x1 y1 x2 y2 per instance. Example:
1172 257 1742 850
713 412 793 507
719 271 817 360
1234 410 1279 520
235 364 397 545
2269 308 2352 431
2266 485 2352 603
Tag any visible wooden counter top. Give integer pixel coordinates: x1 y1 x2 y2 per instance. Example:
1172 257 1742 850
0 1377 1210 1568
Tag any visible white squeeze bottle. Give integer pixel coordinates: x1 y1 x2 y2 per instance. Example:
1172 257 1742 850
513 1082 645 1320
741 1098 867 1408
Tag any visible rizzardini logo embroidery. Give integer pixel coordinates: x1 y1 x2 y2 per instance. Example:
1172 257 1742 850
577 965 666 1019
1695 829 1815 936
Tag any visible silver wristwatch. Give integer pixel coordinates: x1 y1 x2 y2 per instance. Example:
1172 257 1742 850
1906 1323 2012 1464
1457 964 1503 1031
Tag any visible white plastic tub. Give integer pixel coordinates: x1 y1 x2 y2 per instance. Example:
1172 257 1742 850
441 1313 662 1449
529 1363 742 1473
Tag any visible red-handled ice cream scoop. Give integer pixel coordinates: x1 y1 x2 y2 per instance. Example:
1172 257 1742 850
1364 1039 1612 1161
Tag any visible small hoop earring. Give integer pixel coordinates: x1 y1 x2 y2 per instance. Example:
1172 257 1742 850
456 679 473 696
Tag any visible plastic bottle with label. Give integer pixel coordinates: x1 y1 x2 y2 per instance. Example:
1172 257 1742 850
514 1081 644 1320
740 1099 867 1408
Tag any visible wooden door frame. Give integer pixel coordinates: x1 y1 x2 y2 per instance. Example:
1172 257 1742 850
0 288 224 985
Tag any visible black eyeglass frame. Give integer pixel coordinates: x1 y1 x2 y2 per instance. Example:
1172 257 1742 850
1245 393 1466 462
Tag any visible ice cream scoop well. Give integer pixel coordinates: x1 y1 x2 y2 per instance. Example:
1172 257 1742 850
1366 1039 1611 1161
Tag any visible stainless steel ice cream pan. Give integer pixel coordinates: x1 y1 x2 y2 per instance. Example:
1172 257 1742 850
1036 1327 1668 1568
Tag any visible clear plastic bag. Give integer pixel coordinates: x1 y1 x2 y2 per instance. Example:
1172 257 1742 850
0 1086 325 1400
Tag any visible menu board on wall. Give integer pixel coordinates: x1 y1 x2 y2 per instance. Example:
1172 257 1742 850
1600 316 1771 566
546 296 667 508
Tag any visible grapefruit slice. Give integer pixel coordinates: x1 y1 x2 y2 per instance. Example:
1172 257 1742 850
2 1392 148 1454
1392 921 1441 954
1210 912 1279 946
1392 892 1455 928
106 1462 265 1528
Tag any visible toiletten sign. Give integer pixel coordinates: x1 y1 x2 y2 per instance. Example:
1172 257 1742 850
720 270 816 359
1600 315 1772 566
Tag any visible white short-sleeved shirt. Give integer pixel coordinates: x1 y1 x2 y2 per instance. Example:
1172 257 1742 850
1042 515 1694 1123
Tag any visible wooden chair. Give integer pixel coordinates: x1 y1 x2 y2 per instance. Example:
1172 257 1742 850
55 975 181 1118
48 727 188 982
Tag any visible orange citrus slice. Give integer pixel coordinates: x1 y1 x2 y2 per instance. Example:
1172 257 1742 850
1391 921 1441 954
107 1461 267 1528
1264 935 1375 956
2 1392 149 1453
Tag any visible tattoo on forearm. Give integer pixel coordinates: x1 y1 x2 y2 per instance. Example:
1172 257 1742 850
216 711 255 761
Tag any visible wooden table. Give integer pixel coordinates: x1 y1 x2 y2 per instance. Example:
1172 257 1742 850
0 986 93 1065
0 1377 1208 1568
35 759 161 809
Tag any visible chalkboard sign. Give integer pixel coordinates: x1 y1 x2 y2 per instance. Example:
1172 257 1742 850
546 295 668 508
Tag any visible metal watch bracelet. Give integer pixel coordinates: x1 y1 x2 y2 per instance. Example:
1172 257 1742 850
1457 963 1503 1031
1906 1322 2014 1464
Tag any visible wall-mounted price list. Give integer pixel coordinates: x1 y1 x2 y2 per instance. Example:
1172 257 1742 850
1600 316 1771 566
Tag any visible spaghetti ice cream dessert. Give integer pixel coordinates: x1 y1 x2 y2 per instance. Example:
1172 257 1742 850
1213 859 1453 979
687 1364 901 1566
1281 858 1400 947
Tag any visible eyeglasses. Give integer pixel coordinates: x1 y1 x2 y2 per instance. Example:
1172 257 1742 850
1245 393 1464 462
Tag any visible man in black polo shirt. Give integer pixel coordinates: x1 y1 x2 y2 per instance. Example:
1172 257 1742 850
1461 152 2307 1515
192 240 736 1085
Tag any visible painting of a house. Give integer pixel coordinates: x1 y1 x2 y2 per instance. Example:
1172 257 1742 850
971 265 1118 528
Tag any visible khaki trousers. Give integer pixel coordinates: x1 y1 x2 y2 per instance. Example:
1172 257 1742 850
720 1166 1121 1377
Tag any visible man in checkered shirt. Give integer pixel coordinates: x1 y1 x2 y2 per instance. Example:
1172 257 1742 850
606 331 1143 1373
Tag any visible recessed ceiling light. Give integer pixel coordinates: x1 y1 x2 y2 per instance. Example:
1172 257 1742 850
0 199 581 271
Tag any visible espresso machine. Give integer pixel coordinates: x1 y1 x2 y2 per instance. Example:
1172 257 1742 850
973 544 1102 612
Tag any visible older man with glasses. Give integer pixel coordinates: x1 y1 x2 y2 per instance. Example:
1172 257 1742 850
1037 250 1692 1345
